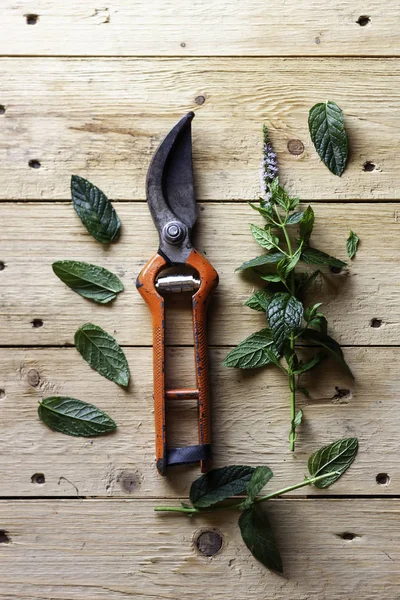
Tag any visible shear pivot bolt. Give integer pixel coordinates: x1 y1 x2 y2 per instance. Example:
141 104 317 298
163 221 186 245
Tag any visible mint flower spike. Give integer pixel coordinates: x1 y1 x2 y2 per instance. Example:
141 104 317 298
260 125 278 203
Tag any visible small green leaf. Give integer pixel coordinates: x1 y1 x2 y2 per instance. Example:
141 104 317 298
296 269 321 291
301 246 347 269
236 252 285 271
299 205 315 245
308 438 358 488
249 202 276 223
308 101 348 176
71 175 121 243
190 466 255 508
267 293 304 349
222 329 276 369
74 323 130 386
260 274 282 283
277 247 302 277
299 329 353 379
308 314 328 335
293 409 303 427
250 224 279 250
244 290 272 312
298 386 311 399
239 505 283 573
38 396 116 437
240 466 274 510
52 261 124 304
293 353 323 375
304 302 323 322
347 230 359 259
286 211 304 225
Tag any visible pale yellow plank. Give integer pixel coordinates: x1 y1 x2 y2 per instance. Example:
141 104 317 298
0 202 398 346
1 1 399 56
0 499 399 599
0 58 399 200
0 346 396 497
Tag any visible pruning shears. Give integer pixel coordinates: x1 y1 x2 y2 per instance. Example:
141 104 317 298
136 112 219 476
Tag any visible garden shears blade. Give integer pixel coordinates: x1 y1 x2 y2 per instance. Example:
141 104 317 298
136 112 219 476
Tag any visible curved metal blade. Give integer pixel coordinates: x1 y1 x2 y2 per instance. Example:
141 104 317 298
146 112 198 233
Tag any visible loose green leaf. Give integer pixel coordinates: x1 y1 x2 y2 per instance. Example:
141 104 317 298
74 323 130 386
38 396 116 437
250 224 279 250
300 328 353 379
308 437 358 488
267 293 304 349
236 252 285 271
293 353 323 375
299 205 315 245
240 467 274 510
260 274 282 283
286 211 304 225
293 409 303 427
190 466 255 508
301 246 347 269
52 260 124 304
71 175 121 243
308 101 348 176
244 290 272 312
239 505 283 573
347 230 359 259
222 329 276 369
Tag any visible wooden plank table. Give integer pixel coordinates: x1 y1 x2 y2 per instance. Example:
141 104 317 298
0 2 399 597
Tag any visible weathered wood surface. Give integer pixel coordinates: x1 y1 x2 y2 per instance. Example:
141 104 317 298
2 1 400 57
0 346 395 497
0 499 399 599
0 58 399 200
0 202 398 346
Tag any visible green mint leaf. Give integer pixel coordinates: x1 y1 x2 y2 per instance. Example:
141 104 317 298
244 290 272 312
235 252 285 271
292 353 323 375
300 329 353 379
239 505 283 573
190 466 255 508
71 175 121 243
267 293 304 350
286 211 304 225
347 230 359 259
250 224 279 250
249 202 276 223
222 329 276 369
299 205 314 245
260 274 282 283
38 396 116 437
308 437 358 488
308 101 348 176
296 269 321 291
297 386 311 399
308 314 328 335
277 247 302 278
301 246 347 269
240 466 273 510
304 302 323 322
52 261 124 304
293 409 303 427
74 323 130 386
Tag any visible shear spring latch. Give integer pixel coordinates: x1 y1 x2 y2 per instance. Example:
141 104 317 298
136 112 219 475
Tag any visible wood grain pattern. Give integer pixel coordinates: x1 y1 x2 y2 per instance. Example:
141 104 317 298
0 58 399 200
0 499 399 599
0 202 398 346
0 346 396 497
1 1 400 57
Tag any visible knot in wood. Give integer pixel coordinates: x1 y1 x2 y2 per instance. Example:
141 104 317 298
195 529 223 556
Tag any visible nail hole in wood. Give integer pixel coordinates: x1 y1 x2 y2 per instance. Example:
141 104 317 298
0 531 10 544
357 15 371 26
31 319 43 328
195 95 206 105
0 105 5 115
29 159 41 169
0 261 5 271
195 529 223 557
363 161 375 172
26 14 39 25
180 42 186 47
370 318 382 328
339 532 356 541
31 473 45 485
27 369 40 387
119 471 142 494
376 473 390 485
330 266 342 274
0 390 5 399
287 139 305 156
